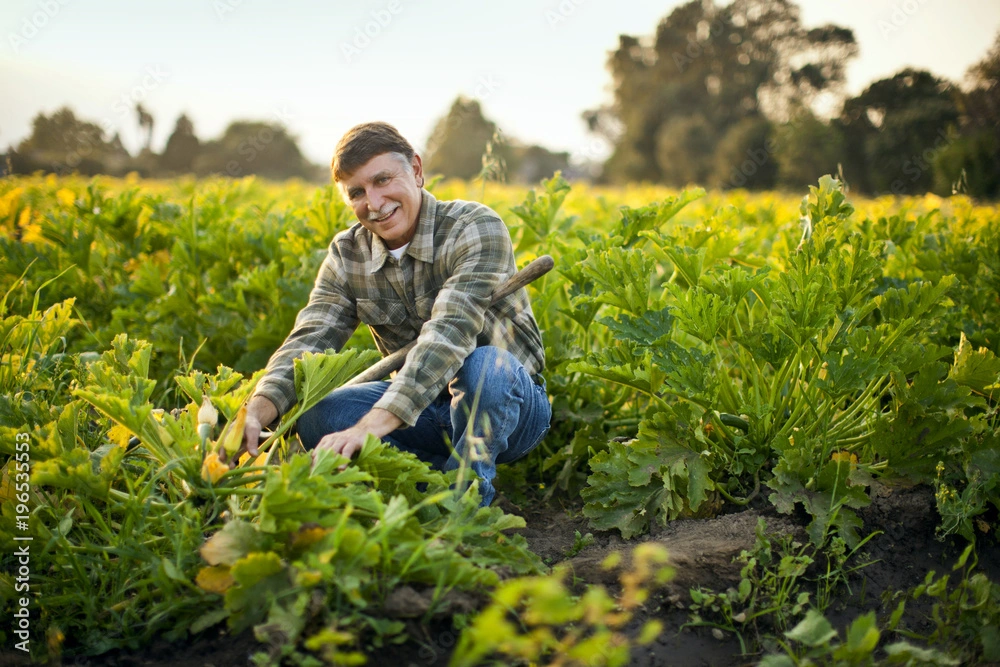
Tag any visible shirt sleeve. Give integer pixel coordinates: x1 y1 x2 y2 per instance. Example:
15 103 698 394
252 249 359 418
373 213 513 426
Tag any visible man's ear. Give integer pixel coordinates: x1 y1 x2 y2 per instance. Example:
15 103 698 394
411 154 424 187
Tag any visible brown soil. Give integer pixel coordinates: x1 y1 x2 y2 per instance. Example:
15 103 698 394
9 483 997 667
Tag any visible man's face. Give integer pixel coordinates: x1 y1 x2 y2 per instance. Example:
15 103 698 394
339 152 424 250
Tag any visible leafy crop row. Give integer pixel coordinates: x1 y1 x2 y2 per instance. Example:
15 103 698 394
1 173 999 664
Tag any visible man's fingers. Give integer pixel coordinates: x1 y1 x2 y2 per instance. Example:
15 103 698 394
236 417 262 462
312 431 366 469
245 426 260 457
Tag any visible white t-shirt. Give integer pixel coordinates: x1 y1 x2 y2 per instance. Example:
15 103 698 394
388 242 410 260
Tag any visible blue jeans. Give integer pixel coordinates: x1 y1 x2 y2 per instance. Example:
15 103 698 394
296 346 551 506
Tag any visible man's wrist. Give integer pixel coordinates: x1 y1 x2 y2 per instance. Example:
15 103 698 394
247 395 278 427
354 408 403 438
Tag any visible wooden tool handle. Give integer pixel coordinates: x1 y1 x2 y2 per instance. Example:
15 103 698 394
344 255 554 386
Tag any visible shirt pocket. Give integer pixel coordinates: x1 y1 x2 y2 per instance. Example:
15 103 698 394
356 298 407 326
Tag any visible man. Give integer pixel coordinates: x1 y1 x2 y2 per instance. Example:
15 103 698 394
241 121 550 506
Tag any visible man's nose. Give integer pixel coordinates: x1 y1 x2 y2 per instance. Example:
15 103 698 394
366 190 386 213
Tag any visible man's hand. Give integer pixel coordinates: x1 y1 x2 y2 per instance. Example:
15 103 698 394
313 408 403 467
225 395 278 464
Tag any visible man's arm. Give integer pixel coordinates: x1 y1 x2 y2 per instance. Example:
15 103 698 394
241 248 359 455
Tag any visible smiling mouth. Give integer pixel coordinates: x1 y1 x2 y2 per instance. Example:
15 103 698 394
370 207 397 223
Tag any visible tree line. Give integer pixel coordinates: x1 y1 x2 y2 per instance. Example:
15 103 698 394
4 0 999 197
2 105 325 182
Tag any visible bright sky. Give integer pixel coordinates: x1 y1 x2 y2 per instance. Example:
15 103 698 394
2 0 999 167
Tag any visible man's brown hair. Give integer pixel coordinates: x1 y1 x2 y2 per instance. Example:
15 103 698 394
331 121 416 182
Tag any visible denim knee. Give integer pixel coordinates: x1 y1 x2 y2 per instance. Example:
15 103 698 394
451 346 521 411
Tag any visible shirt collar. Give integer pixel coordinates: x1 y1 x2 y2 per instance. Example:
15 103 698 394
407 189 436 264
368 189 436 273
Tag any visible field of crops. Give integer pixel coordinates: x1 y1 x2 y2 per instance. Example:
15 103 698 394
1 172 999 666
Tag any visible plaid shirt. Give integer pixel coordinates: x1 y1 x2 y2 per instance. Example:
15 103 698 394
253 189 545 426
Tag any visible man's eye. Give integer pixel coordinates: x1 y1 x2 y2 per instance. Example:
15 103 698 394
376 176 389 184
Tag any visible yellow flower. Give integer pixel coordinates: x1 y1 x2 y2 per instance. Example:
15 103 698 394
0 187 24 219
17 206 47 245
108 423 133 447
201 451 230 484
56 188 76 207
831 451 858 465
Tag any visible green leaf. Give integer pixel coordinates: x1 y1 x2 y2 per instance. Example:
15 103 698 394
666 284 735 342
801 175 854 222
201 520 271 567
568 345 660 398
662 246 707 288
224 551 292 632
948 332 1000 394
841 611 879 656
784 609 837 647
582 442 662 539
612 188 704 247
258 453 376 534
883 642 960 665
875 363 978 481
582 406 715 538
294 348 381 414
572 247 657 315
31 404 124 498
875 274 957 324
190 608 230 634
757 656 796 667
598 306 675 347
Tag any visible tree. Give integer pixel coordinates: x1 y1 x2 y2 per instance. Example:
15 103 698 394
585 0 856 185
11 107 127 175
160 114 201 174
136 103 155 152
424 97 497 180
193 120 319 181
655 114 716 186
773 109 844 189
932 30 1000 198
711 116 777 189
839 68 959 195
506 144 571 184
